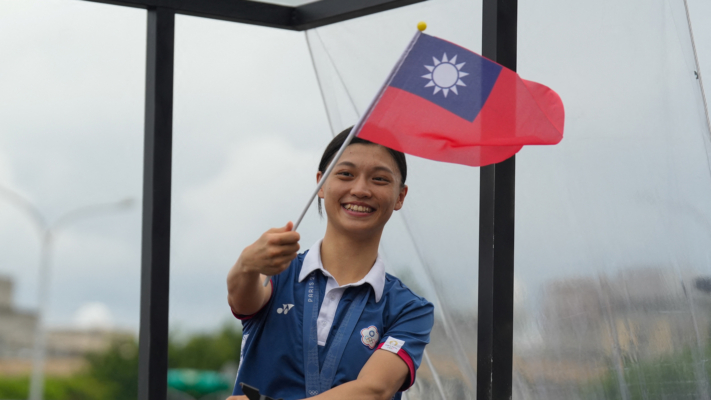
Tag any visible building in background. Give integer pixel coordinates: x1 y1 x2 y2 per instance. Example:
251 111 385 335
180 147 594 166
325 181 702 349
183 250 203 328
0 275 37 359
0 275 134 376
539 268 711 360
511 267 711 398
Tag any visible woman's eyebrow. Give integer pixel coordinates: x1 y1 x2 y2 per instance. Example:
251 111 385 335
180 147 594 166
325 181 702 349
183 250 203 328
336 161 394 175
335 161 357 168
372 166 394 175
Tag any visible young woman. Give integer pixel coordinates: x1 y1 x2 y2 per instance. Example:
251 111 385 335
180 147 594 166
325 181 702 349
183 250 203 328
226 128 434 400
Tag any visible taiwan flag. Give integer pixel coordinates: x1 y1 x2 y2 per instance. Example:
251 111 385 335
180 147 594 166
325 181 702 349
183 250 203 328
357 32 565 167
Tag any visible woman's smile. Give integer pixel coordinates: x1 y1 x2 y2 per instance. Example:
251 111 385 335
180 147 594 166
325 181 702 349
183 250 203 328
341 202 377 216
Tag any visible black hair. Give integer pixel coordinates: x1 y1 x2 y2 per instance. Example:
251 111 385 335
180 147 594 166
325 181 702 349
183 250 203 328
317 127 407 216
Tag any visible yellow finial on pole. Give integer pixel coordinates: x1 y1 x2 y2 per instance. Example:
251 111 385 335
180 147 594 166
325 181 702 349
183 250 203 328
417 21 427 32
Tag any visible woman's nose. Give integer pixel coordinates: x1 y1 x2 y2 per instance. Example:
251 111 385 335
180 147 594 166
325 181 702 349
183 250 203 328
350 177 371 197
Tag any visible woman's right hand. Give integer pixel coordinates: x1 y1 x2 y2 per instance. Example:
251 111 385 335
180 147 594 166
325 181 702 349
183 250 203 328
236 221 301 277
227 222 301 316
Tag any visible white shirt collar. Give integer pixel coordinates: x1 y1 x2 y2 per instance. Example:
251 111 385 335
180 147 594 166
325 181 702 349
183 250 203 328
298 239 386 303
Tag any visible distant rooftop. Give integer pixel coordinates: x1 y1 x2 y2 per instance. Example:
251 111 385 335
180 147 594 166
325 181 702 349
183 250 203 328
0 275 12 309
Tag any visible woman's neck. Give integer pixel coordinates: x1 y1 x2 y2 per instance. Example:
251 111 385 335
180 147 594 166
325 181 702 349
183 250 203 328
320 226 382 287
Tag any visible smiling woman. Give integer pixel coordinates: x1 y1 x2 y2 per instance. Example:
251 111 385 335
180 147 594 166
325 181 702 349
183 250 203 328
225 128 434 400
316 128 407 218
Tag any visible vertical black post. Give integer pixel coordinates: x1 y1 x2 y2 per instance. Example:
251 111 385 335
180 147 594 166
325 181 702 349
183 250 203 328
139 7 174 400
477 0 517 399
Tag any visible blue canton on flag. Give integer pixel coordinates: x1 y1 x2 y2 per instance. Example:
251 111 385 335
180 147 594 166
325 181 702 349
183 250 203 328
389 34 503 122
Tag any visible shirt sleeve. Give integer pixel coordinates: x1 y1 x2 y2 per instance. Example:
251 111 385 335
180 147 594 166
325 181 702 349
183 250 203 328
377 296 435 391
230 253 303 323
231 277 275 321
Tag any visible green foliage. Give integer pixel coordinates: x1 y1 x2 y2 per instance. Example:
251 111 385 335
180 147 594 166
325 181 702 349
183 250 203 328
169 322 242 370
0 321 242 400
84 337 140 400
0 376 28 400
46 375 109 400
0 375 108 400
584 345 711 400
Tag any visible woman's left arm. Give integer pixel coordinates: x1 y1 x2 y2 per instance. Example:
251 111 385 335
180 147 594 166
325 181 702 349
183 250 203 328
309 294 436 400
304 350 409 400
226 352 406 400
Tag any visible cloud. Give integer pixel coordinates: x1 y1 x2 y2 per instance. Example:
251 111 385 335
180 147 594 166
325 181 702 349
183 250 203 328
191 138 317 212
176 136 321 258
166 136 325 329
72 301 115 330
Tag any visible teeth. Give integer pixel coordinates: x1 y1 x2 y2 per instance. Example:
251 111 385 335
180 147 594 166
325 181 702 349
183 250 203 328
344 204 373 213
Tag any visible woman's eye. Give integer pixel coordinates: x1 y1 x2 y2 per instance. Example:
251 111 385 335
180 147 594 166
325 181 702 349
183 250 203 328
337 171 353 177
373 177 390 183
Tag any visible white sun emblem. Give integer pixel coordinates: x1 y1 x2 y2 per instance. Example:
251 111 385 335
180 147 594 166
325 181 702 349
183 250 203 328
422 53 468 98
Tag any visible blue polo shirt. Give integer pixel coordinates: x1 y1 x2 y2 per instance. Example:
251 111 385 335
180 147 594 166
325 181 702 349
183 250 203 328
231 241 434 400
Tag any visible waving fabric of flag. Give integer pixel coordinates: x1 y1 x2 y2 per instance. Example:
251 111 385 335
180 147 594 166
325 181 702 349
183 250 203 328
357 32 565 167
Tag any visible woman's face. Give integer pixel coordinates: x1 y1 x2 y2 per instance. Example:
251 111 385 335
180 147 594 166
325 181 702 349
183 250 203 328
317 144 408 238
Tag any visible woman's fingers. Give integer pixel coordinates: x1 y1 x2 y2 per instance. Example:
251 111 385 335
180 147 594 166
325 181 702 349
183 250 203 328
272 254 299 268
258 254 297 275
267 231 301 245
271 243 300 257
267 221 294 234
244 223 301 276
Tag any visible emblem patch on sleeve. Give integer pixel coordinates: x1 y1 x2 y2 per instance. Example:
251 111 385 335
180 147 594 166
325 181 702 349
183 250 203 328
381 336 405 354
360 326 379 349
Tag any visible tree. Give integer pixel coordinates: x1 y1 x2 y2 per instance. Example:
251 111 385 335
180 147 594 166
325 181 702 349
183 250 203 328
0 321 243 400
169 322 242 371
84 337 139 400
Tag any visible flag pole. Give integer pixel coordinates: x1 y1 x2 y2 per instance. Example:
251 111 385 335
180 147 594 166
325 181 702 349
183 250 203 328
263 27 424 286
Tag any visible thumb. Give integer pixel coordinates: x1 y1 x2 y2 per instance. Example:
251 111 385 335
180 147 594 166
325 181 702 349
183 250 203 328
268 222 293 234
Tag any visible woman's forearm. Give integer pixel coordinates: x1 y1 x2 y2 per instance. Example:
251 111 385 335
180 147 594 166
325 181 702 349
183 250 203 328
226 259 269 316
302 378 393 400
302 350 408 400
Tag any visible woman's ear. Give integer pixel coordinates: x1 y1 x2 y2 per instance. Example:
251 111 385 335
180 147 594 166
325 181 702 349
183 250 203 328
316 171 324 199
394 185 408 211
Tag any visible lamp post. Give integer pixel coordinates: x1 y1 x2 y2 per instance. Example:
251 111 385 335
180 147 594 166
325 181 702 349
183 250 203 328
0 185 134 400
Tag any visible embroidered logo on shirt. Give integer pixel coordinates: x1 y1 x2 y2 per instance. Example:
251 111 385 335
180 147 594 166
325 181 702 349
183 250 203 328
381 336 405 354
360 326 380 349
277 304 294 314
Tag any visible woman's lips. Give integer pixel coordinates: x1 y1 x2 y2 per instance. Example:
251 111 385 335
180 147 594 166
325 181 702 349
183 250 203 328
342 203 375 216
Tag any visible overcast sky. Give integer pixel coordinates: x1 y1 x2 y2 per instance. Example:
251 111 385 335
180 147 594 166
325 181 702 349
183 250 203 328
1 0 710 336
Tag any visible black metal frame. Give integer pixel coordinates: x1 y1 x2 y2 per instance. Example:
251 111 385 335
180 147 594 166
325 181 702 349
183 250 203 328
139 7 174 400
477 0 517 399
80 0 426 30
68 0 518 398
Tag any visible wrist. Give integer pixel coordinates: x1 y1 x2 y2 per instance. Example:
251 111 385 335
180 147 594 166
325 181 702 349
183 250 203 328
234 257 262 277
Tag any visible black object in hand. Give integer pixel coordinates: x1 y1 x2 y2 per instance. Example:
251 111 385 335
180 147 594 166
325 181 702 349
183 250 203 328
239 383 284 400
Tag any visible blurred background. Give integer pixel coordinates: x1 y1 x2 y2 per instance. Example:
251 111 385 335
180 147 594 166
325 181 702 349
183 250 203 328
1 0 711 399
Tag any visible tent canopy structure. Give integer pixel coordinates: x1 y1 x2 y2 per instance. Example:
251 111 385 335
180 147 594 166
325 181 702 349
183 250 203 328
68 0 521 399
80 0 429 30
47 1 516 400
12 0 711 400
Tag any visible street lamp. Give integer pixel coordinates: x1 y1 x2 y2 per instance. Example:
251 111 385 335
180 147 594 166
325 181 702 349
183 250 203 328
0 185 134 400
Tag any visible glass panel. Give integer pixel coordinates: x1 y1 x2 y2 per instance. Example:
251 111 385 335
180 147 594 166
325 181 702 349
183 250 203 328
513 0 711 398
169 17 329 398
308 1 485 398
170 15 330 331
0 0 144 397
